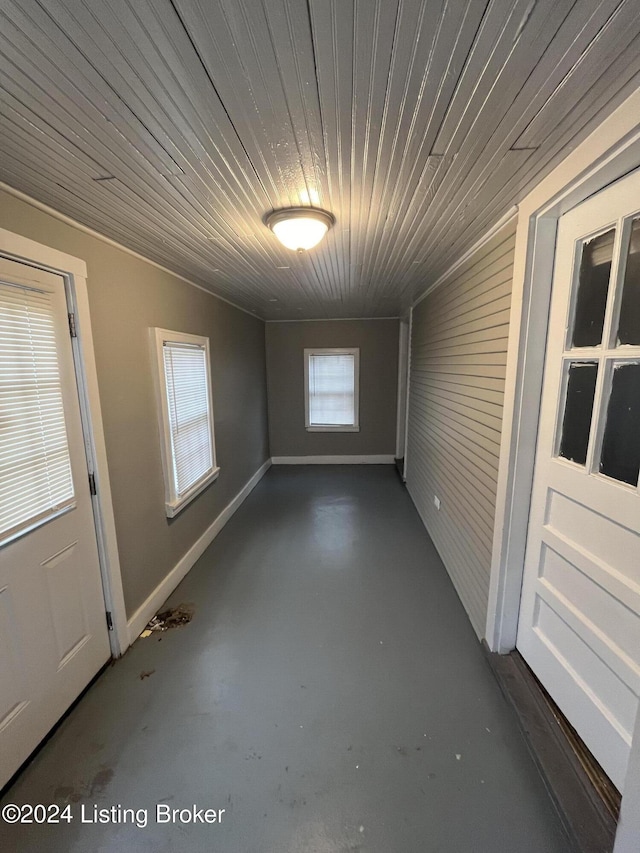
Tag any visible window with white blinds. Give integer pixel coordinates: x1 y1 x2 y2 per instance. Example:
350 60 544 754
304 348 360 431
0 281 75 545
153 329 218 517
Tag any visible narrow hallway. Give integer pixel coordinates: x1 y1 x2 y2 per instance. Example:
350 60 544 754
1 466 569 852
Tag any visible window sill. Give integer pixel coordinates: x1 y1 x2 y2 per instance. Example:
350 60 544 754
165 466 220 518
306 425 360 432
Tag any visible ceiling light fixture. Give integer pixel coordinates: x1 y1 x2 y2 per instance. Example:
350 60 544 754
265 207 335 252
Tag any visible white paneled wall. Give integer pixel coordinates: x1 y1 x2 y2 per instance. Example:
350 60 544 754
406 220 517 638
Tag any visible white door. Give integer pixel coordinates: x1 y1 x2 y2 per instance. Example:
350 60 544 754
517 169 640 793
0 257 110 788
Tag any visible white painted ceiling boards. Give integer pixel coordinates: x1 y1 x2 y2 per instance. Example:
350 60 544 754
1 0 639 319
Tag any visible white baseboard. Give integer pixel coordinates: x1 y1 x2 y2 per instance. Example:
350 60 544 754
127 458 271 645
271 455 395 465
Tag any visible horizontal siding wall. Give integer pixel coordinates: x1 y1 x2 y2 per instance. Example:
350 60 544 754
406 220 517 638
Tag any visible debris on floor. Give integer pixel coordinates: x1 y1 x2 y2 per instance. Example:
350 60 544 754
140 604 194 637
139 670 155 680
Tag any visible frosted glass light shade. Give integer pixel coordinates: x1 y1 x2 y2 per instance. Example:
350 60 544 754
272 217 327 251
266 208 334 251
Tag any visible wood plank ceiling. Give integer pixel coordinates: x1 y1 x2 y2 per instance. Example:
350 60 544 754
1 0 639 319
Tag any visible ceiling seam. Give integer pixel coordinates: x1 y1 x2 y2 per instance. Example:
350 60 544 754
358 0 403 304
301 0 342 306
511 0 626 145
166 0 269 202
417 0 582 256
427 0 493 154
304 0 327 197
32 0 185 176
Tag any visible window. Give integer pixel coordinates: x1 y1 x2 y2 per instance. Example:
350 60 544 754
152 329 219 517
0 280 75 544
304 347 359 431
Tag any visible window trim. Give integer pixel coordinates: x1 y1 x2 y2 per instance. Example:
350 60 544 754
304 347 360 432
152 328 219 517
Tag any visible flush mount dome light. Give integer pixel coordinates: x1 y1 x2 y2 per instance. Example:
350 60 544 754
265 207 335 251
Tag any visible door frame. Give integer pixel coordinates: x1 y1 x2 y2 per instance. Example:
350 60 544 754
401 308 413 482
486 85 640 654
484 85 640 852
0 227 128 658
395 317 409 464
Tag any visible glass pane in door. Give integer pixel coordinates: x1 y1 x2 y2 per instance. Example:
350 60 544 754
616 218 640 346
558 362 598 465
572 229 615 347
599 362 640 486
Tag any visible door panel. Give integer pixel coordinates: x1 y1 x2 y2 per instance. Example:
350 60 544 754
44 540 92 667
517 169 640 793
0 257 110 787
0 587 28 730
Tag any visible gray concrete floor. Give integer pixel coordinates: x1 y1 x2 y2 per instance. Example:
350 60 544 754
1 466 570 852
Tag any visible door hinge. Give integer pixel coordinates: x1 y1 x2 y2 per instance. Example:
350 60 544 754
68 312 77 338
106 611 114 631
88 473 97 495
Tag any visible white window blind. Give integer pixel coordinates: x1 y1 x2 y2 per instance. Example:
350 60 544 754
0 281 75 544
162 341 214 498
308 353 356 426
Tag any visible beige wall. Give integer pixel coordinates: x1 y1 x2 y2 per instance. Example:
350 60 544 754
0 189 269 618
405 220 516 638
266 320 399 457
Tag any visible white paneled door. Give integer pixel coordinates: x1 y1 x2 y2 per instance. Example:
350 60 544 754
517 169 640 792
0 258 110 788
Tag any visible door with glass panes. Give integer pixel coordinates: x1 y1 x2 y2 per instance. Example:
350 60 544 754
517 169 640 793
0 257 110 788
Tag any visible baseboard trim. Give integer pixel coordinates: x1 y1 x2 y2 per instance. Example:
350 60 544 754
127 458 271 645
271 455 395 465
